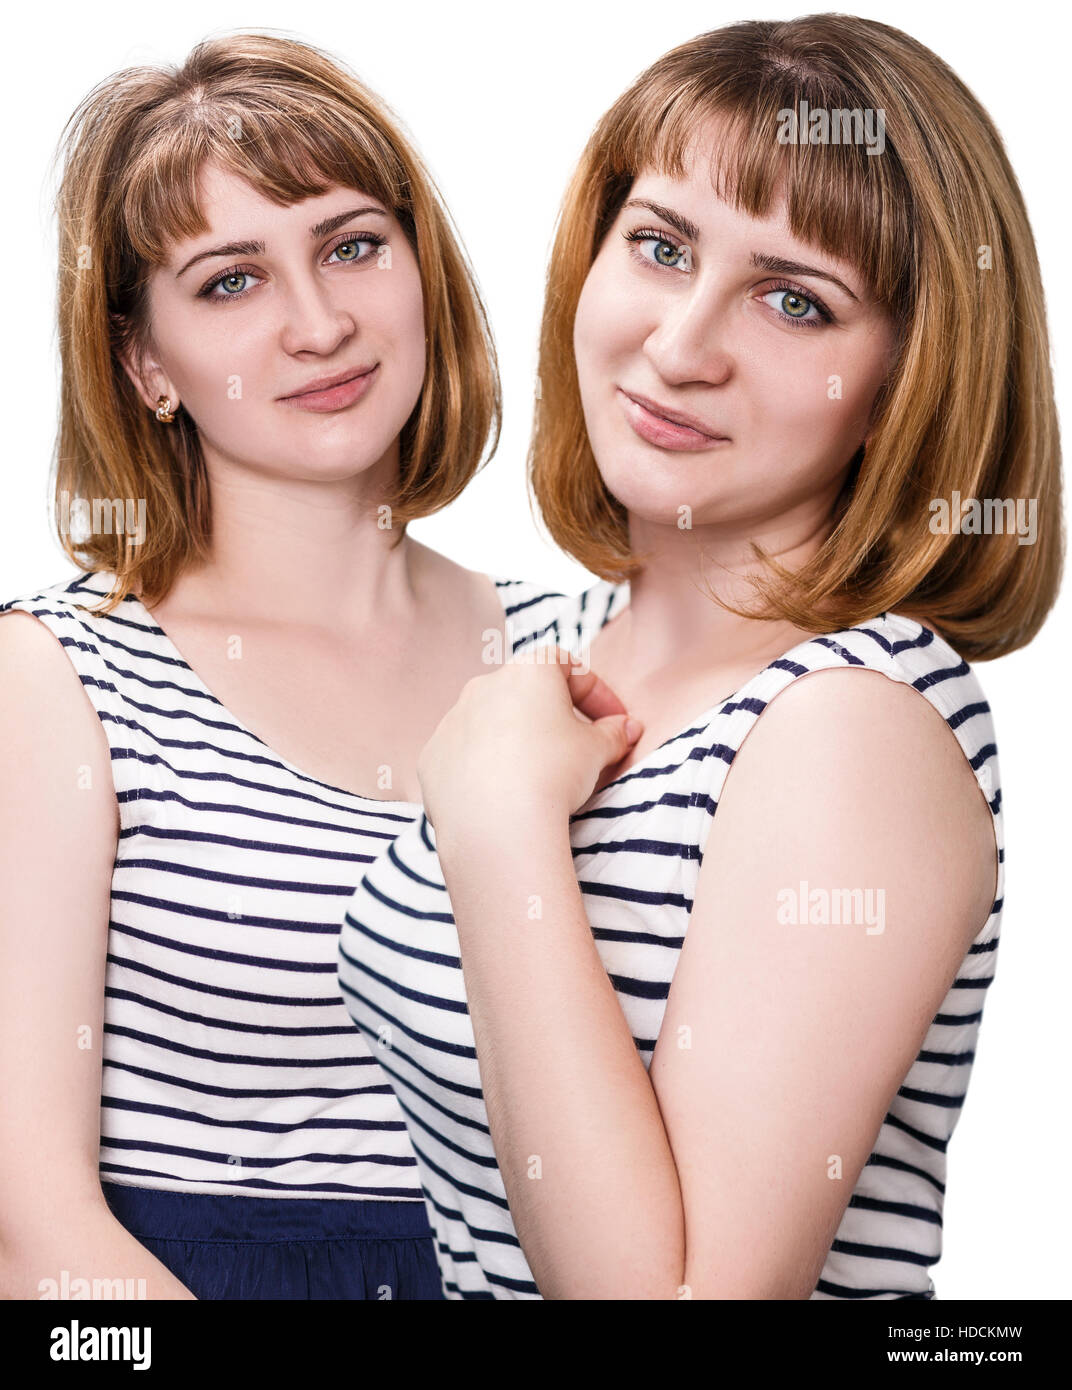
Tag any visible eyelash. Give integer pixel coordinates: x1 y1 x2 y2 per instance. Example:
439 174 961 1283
622 227 835 329
196 231 388 303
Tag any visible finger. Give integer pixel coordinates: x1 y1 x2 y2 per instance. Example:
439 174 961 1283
592 712 644 767
563 657 630 720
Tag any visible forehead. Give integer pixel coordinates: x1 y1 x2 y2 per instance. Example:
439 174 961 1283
624 128 867 295
190 161 384 231
629 114 791 236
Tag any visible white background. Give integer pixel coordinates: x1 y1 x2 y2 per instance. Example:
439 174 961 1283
3 1 1066 1299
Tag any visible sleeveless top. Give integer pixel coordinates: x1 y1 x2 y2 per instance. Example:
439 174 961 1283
0 568 566 1200
337 578 1005 1296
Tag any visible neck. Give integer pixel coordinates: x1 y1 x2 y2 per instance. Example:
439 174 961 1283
158 441 421 632
619 496 839 675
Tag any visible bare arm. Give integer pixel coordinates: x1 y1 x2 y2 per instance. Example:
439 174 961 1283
0 610 195 1299
433 667 998 1298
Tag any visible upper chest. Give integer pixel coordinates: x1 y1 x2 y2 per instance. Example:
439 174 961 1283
133 600 506 803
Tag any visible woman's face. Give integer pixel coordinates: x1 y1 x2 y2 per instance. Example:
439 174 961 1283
573 125 899 538
127 161 426 485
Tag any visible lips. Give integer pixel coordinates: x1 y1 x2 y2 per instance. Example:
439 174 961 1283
277 364 380 414
617 387 730 452
620 389 725 439
279 365 377 401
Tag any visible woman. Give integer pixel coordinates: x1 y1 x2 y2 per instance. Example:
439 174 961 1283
0 33 564 1300
338 16 1062 1298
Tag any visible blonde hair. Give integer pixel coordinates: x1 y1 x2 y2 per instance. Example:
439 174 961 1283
531 14 1062 660
53 31 500 611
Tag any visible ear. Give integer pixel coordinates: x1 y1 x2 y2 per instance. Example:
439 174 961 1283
113 317 180 415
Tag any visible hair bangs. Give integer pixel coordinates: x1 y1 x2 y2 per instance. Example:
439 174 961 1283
53 32 502 611
530 17 1061 659
122 92 412 270
605 78 914 320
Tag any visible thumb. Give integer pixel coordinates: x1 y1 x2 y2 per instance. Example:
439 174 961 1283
593 712 644 767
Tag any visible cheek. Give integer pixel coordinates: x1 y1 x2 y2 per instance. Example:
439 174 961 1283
574 264 641 390
156 314 258 420
759 339 878 439
374 254 426 377
389 245 425 326
572 274 602 378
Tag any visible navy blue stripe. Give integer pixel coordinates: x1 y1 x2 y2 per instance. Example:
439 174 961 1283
102 1058 381 1101
104 986 357 1036
109 918 342 968
97 1162 420 1198
106 952 341 1007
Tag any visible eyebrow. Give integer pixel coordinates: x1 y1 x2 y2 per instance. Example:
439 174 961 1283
621 198 860 303
175 206 387 278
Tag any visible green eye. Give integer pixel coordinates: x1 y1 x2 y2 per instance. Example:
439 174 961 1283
759 285 831 328
780 292 810 317
334 241 360 261
220 273 247 294
654 241 683 267
623 229 692 271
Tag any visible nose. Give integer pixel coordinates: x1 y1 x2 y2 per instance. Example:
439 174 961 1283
279 272 357 357
642 283 733 387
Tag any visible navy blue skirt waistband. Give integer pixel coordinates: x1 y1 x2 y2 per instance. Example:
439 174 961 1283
101 1180 435 1243
100 1182 445 1299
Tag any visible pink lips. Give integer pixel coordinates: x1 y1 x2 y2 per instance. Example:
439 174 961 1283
618 388 729 452
278 365 379 413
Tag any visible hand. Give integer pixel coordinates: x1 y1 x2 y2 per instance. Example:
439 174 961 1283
417 649 643 835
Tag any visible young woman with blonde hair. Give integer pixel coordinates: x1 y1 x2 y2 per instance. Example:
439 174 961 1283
338 14 1062 1299
0 32 563 1299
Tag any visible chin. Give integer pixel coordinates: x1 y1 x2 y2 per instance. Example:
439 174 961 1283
599 483 706 528
596 454 712 516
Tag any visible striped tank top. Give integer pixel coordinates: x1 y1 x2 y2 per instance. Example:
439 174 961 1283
337 577 1005 1296
1 568 565 1200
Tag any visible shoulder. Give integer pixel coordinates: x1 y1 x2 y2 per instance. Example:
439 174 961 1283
732 643 992 824
0 572 121 721
710 660 998 946
408 540 570 655
492 576 567 622
0 572 117 668
736 611 997 788
740 660 973 779
1 571 113 624
484 575 572 654
411 540 564 616
0 602 99 710
0 598 117 829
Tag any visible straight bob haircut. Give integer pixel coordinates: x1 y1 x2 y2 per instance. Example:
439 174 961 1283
52 31 501 612
530 14 1063 661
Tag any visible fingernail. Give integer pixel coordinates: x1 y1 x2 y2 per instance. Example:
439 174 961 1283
625 718 643 741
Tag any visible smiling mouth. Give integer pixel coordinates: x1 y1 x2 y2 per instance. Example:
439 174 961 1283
281 366 375 399
278 365 379 413
617 388 730 451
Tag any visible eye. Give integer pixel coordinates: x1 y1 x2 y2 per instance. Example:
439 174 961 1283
196 232 389 305
326 233 387 265
623 228 693 272
200 269 263 301
197 266 263 302
760 283 832 329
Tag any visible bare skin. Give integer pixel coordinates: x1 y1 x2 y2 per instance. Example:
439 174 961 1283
409 118 998 1298
143 539 507 803
0 163 507 1298
122 164 509 802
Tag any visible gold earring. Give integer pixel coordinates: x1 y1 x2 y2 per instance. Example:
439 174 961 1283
155 395 176 424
